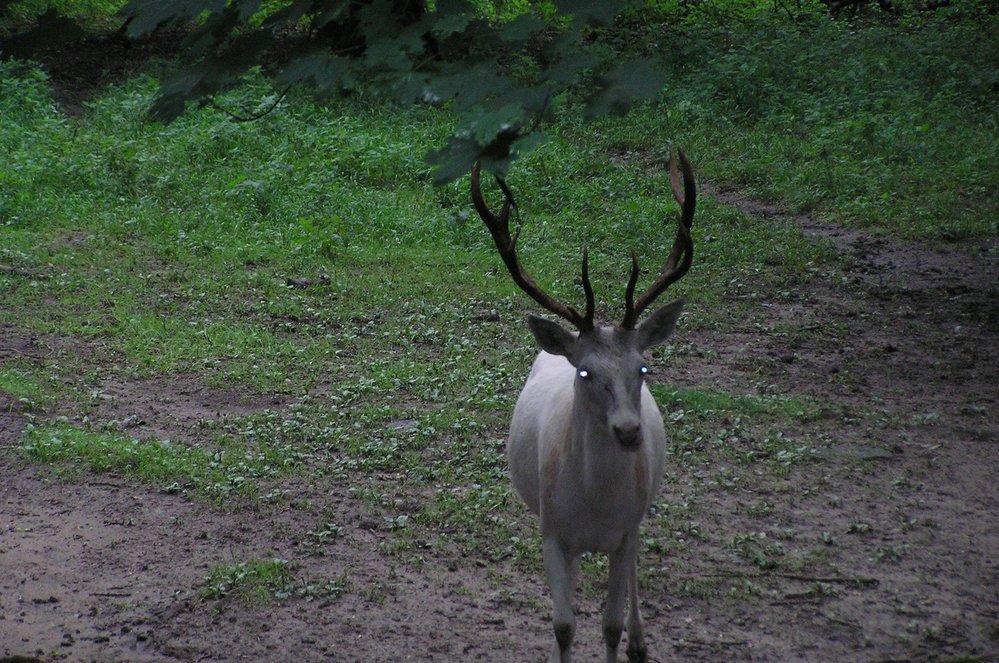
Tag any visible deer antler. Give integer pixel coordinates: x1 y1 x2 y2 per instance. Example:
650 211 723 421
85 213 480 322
621 149 696 329
471 162 595 331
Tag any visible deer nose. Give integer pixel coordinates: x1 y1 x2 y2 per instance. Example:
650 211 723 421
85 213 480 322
612 422 642 449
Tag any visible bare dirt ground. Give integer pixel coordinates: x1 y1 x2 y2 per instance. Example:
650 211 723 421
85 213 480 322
3 188 997 662
2 39 998 663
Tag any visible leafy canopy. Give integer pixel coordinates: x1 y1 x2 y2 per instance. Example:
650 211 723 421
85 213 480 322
118 0 668 183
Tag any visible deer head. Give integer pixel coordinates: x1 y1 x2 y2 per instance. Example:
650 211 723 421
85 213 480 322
471 151 695 449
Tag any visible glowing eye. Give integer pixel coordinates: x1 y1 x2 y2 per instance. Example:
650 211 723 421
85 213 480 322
640 365 649 376
578 369 590 379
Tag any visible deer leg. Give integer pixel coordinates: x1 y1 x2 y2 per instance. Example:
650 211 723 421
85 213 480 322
625 558 648 663
603 532 639 663
542 537 578 663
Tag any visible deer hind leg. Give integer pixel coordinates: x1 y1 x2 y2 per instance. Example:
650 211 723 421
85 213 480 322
603 532 639 663
543 538 578 663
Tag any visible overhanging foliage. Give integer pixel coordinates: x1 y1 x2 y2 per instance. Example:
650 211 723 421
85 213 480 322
116 0 669 183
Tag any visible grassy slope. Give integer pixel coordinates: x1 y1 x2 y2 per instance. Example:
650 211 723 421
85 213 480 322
605 7 999 240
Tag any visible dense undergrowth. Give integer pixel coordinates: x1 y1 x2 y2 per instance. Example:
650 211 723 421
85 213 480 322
606 4 999 239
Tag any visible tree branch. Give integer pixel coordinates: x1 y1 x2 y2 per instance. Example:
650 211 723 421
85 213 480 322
208 85 293 123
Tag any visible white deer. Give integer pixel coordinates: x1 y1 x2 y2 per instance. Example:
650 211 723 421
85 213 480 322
470 151 696 663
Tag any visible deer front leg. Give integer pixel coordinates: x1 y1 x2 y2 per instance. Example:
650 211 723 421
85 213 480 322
603 531 639 663
542 537 578 663
625 557 647 663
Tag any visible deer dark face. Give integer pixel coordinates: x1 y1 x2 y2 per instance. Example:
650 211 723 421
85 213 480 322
572 330 648 448
527 300 684 450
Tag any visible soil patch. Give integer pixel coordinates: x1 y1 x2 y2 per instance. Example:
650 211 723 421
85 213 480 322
88 376 292 444
9 30 183 116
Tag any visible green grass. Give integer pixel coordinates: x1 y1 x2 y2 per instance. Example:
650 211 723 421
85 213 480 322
594 8 999 240
1 5 996 578
18 422 305 500
199 557 348 604
0 365 57 410
200 558 295 602
658 387 814 421
0 0 126 36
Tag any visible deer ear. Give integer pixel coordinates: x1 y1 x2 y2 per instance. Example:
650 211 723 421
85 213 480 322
636 299 684 350
527 315 577 358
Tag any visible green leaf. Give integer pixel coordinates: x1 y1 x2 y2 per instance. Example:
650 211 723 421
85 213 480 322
424 63 509 111
233 0 263 23
467 105 527 144
426 136 484 186
275 51 350 94
312 0 352 29
431 11 473 39
555 0 635 26
494 13 549 43
584 57 667 119
511 130 549 159
122 0 226 37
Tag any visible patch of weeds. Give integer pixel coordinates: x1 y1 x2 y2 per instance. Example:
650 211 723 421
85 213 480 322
0 365 55 411
672 575 718 600
21 422 218 488
847 522 874 536
300 521 345 557
200 558 293 602
663 397 816 482
199 557 349 604
912 411 941 426
875 544 906 564
781 582 839 603
356 578 398 606
728 531 785 571
285 573 350 603
18 422 299 500
419 464 522 561
489 586 545 612
758 432 817 475
746 500 775 518
659 387 814 422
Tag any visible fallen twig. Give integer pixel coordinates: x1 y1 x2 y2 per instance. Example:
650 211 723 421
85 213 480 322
286 275 331 288
675 637 749 649
780 573 879 586
695 571 879 587
0 265 44 278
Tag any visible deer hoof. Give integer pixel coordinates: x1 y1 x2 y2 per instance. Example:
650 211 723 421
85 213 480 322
626 644 648 663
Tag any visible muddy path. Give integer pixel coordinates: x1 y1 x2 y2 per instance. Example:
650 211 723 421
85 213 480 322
2 192 998 662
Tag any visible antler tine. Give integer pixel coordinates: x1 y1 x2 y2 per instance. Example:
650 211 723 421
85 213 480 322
621 149 696 329
581 246 595 329
470 160 512 232
623 249 640 326
670 148 696 232
471 162 590 330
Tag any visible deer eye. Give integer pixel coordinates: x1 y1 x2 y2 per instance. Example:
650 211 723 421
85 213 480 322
640 365 649 376
578 368 591 380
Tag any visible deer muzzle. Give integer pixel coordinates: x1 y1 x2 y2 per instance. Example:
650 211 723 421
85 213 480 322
611 418 642 450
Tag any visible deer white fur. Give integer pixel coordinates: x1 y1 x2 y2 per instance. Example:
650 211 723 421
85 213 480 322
511 307 682 663
470 151 696 662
